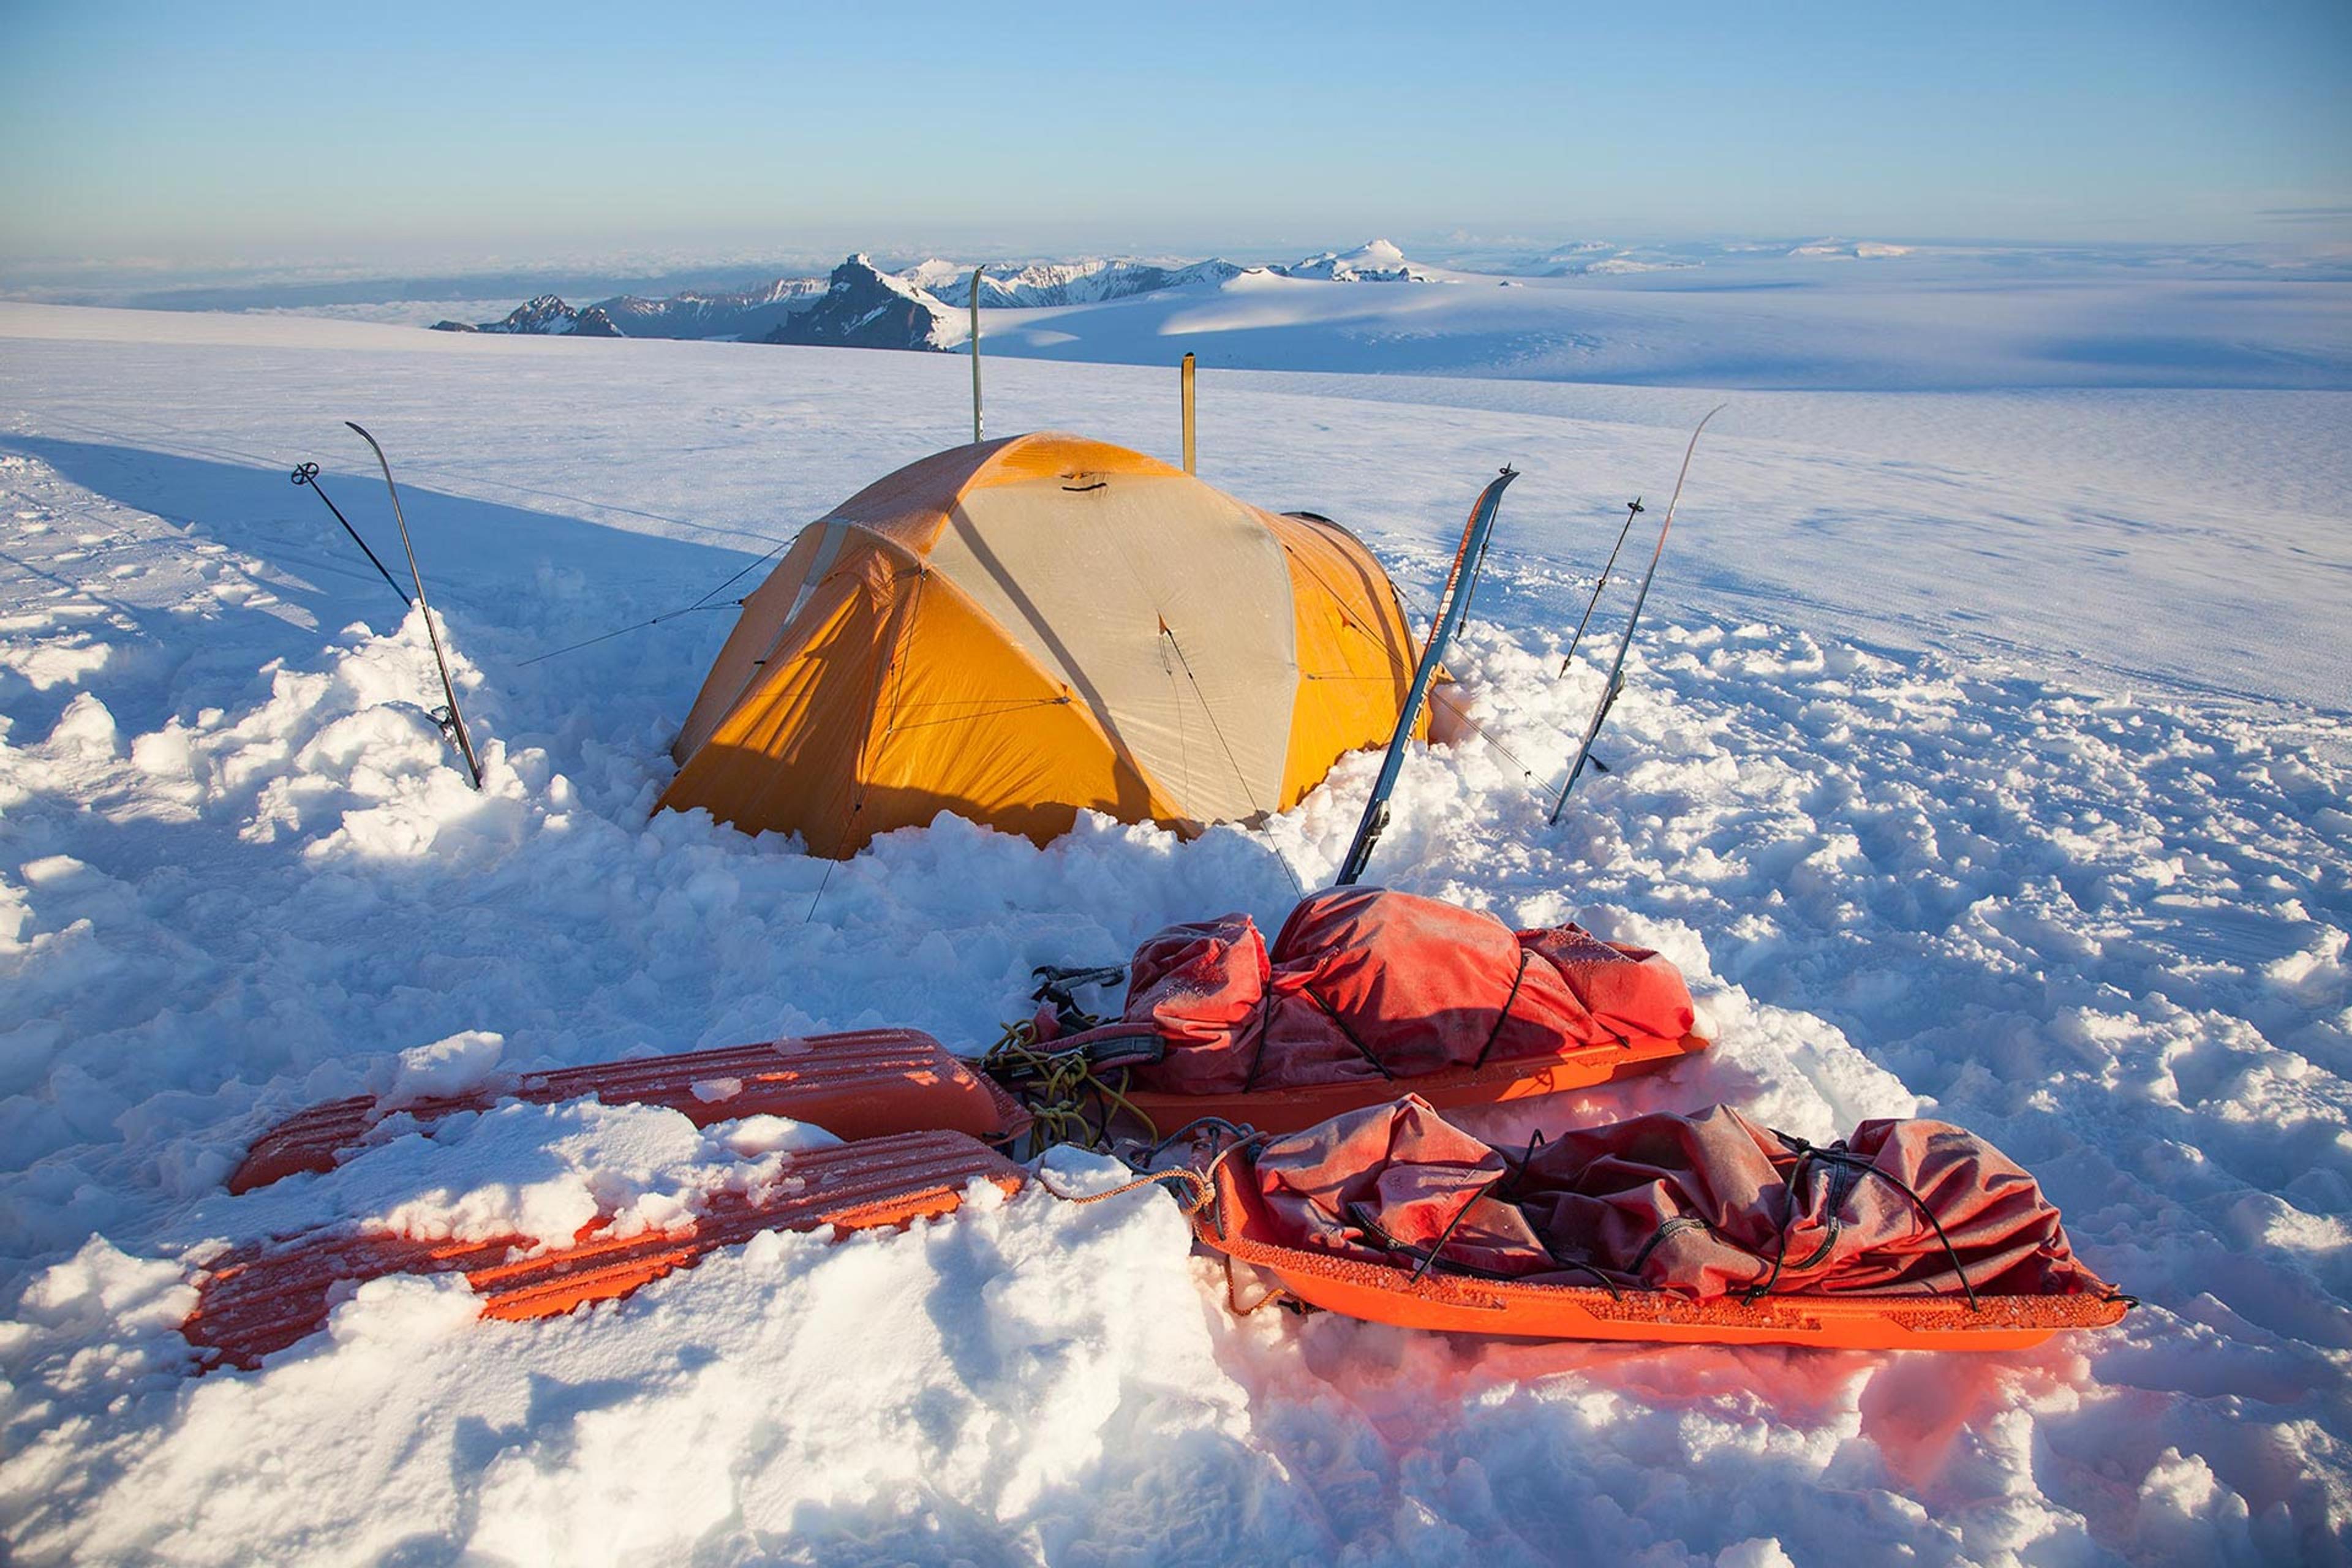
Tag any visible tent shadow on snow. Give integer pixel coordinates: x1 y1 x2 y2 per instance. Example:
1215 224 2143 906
0 435 829 1158
0 433 770 733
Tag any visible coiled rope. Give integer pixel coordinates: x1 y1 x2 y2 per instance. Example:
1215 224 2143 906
981 1020 1162 1154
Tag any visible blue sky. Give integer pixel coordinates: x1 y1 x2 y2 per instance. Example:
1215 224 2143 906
2 0 2346 273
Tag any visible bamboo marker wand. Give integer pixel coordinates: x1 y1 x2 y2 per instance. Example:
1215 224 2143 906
1181 352 1197 473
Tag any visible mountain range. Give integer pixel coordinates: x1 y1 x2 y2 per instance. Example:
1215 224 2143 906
431 241 1430 351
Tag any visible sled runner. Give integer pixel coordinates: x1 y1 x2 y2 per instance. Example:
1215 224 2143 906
187 1129 1023 1370
1102 1033 1708 1138
229 1028 1029 1193
1184 1098 2132 1351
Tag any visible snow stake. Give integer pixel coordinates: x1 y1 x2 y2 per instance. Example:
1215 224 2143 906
289 462 411 609
346 421 484 790
970 265 987 444
1548 407 1723 823
1335 466 1517 887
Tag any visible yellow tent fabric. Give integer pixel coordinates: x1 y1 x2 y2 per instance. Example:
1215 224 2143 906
660 432 1427 857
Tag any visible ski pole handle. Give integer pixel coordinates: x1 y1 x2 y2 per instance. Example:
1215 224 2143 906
290 460 412 608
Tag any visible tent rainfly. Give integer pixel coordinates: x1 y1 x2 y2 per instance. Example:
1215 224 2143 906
659 432 1428 858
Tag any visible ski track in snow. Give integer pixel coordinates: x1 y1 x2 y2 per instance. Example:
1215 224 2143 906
0 304 2348 1565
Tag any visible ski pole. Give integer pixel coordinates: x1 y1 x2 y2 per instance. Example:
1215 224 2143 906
290 462 412 609
1335 466 1517 888
1556 496 1641 678
1548 407 1722 825
346 422 484 790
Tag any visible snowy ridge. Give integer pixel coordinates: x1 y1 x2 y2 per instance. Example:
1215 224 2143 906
1275 237 1432 282
434 293 623 337
431 240 1444 351
908 255 1250 309
1789 238 1917 260
1540 242 1703 276
1 309 2348 1562
760 255 959 350
591 276 826 341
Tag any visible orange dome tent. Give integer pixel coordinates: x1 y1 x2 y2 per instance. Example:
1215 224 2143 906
659 433 1428 856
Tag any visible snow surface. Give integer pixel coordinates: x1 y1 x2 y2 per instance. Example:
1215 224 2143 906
975 255 2352 393
1 298 2348 1564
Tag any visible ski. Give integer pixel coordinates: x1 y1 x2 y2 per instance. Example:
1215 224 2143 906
228 1028 1030 1193
290 462 412 609
346 421 484 790
1555 496 1642 679
1548 407 1723 824
187 1129 1026 1370
1335 466 1517 887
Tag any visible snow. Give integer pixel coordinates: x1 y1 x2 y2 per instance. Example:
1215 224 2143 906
245 299 529 330
970 247 2352 393
1 289 2348 1563
1789 239 1916 260
1279 238 1434 283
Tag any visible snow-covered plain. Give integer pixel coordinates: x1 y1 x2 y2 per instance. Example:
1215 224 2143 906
979 257 2352 393
1 295 2348 1565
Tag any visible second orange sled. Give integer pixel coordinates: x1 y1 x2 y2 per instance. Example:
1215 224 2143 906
1193 1152 2129 1351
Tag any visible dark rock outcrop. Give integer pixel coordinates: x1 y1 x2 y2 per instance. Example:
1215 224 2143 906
760 257 954 351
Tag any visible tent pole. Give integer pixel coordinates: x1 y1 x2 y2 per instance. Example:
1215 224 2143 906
1181 352 1197 473
970 266 985 445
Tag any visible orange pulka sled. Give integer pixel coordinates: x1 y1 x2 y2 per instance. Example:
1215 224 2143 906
1178 1109 2132 1354
1191 1166 2127 1352
1114 1031 1708 1137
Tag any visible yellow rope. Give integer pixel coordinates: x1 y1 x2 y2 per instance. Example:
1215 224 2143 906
1033 1165 1210 1212
981 1022 1161 1153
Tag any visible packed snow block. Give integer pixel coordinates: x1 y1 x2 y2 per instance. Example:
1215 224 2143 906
186 1129 1025 1370
229 1028 1028 1193
1191 1096 2128 1350
1109 888 1701 1096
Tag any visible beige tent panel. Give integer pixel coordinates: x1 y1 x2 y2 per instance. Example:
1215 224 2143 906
931 471 1297 826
